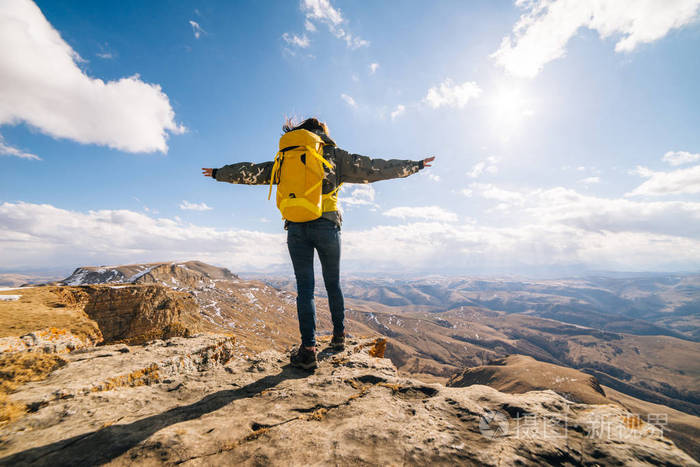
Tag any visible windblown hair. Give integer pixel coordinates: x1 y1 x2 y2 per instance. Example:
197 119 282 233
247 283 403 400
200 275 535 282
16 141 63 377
283 117 329 135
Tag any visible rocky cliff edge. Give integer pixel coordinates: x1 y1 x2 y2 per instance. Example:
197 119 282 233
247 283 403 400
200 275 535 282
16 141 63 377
0 336 696 466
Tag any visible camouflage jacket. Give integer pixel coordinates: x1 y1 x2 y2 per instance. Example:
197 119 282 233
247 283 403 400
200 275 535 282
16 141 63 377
213 131 424 227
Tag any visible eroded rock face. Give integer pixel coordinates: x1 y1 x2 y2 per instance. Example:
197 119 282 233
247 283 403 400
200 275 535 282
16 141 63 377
76 285 204 345
0 337 695 467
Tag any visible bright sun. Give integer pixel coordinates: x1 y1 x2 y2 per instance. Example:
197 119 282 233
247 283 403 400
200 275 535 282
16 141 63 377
488 85 536 139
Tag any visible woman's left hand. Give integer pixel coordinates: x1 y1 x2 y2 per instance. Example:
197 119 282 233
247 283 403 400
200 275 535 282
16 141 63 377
423 156 436 167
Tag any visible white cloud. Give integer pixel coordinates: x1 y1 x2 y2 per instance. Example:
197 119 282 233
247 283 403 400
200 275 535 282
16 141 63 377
303 0 343 25
340 185 377 208
0 202 288 272
341 93 357 108
179 200 213 211
467 162 486 178
348 185 700 272
2 198 699 273
304 20 317 32
424 79 482 109
343 222 700 273
301 0 369 49
579 176 600 184
467 157 499 178
384 206 458 223
527 187 700 238
342 34 370 49
469 184 700 238
630 165 655 178
627 164 700 196
282 32 310 48
493 0 700 78
369 62 379 74
189 20 205 39
663 150 700 166
390 104 405 120
471 183 525 205
96 52 113 59
0 1 184 153
0 135 40 160
420 171 440 182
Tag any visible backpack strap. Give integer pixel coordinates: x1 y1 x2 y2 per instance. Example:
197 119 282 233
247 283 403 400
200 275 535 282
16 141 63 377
303 145 333 170
267 151 283 200
325 182 343 196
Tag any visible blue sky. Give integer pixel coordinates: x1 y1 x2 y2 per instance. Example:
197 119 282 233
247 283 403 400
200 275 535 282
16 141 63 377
1 0 700 275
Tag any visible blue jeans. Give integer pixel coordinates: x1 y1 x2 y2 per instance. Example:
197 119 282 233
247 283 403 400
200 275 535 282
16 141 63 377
287 218 345 348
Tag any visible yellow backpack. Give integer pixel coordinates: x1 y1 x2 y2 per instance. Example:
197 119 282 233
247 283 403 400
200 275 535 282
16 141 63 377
268 129 341 222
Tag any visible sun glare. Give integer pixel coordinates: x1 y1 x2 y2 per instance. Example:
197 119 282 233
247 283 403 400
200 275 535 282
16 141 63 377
487 85 536 140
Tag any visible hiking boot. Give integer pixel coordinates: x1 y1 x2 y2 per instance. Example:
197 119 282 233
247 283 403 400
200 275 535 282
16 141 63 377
330 333 345 350
290 346 317 370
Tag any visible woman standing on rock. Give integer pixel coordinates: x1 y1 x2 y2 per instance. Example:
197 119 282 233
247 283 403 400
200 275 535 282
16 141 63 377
202 117 435 370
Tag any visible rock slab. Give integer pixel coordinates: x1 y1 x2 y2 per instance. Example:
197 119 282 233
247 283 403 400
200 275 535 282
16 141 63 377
0 337 696 466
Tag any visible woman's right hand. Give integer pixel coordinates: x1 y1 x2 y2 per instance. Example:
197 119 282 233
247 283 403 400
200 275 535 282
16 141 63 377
202 168 214 177
423 156 436 167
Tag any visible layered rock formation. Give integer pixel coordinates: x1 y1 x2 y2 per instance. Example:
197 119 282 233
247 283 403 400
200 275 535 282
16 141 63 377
0 337 695 466
74 285 207 344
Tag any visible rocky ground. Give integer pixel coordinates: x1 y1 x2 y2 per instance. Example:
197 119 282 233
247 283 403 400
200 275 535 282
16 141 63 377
0 336 696 466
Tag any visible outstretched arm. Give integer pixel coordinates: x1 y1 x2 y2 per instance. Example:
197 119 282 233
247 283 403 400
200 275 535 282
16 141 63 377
337 149 435 184
201 161 274 185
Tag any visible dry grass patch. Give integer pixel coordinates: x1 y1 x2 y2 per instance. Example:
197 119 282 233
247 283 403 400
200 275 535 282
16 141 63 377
0 287 101 342
352 337 387 358
0 352 67 425
91 364 161 392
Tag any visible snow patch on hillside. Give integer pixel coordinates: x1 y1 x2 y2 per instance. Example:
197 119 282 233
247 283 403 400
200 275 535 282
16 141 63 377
128 266 156 282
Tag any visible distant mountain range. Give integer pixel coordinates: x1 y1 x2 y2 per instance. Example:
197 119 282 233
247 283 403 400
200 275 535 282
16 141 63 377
264 274 700 341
